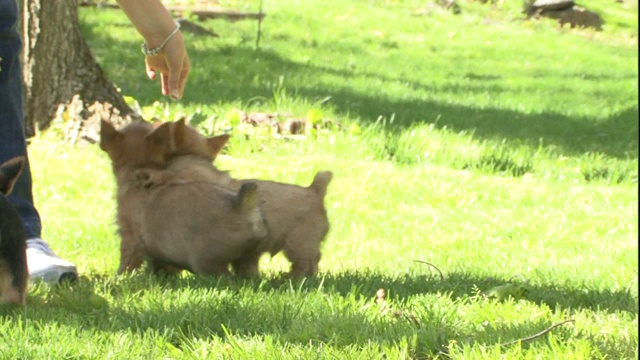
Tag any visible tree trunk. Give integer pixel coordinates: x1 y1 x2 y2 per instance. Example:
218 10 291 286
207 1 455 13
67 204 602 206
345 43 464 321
21 0 139 142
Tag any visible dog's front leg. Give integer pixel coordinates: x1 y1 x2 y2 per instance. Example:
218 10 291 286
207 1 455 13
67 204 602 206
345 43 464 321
116 219 144 274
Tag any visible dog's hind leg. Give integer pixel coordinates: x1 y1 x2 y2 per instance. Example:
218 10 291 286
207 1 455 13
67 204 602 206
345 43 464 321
283 230 323 277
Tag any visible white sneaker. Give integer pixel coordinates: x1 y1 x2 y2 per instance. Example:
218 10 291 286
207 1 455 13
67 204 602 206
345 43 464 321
26 238 78 284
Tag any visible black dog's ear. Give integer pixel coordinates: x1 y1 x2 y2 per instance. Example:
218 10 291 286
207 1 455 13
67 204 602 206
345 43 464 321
0 156 26 196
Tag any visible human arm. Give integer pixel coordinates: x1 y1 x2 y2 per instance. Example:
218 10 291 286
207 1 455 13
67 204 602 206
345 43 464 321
116 0 190 100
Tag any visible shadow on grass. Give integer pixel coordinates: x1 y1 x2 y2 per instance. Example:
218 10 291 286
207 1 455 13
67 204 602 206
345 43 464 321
79 17 639 161
191 270 638 314
2 270 634 358
197 47 636 160
193 46 638 159
17 269 637 314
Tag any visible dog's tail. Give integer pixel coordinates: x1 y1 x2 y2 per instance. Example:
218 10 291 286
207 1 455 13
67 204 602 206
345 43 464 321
309 171 332 198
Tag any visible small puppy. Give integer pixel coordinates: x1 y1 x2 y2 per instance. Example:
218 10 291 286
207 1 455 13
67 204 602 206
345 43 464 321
233 171 332 277
0 157 29 305
100 120 267 275
100 120 170 274
139 180 267 275
138 119 333 276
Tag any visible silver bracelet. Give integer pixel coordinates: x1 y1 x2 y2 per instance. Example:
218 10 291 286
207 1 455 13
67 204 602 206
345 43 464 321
141 20 181 57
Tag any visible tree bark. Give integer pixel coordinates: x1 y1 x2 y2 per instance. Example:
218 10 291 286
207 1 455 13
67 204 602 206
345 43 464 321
21 0 139 142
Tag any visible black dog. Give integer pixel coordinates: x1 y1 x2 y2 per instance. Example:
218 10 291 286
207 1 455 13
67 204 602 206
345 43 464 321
0 157 28 305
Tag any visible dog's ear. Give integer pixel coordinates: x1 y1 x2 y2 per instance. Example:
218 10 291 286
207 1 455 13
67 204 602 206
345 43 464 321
145 122 172 166
171 118 188 153
147 121 171 150
99 120 123 152
206 134 231 161
0 156 25 196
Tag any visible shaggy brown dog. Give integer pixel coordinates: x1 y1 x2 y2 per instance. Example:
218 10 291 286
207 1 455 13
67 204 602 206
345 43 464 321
138 180 266 274
99 120 168 273
138 119 333 276
100 120 267 275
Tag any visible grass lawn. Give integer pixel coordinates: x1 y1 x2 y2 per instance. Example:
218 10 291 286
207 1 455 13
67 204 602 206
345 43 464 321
1 0 637 358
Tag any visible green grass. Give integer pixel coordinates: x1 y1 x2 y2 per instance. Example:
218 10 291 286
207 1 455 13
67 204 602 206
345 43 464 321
1 1 637 358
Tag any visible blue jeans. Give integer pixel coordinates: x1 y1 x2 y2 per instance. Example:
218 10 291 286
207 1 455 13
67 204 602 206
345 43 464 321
0 0 42 239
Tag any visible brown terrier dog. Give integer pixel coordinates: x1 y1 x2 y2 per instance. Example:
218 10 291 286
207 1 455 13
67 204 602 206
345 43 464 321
100 120 267 275
0 157 28 305
100 120 169 274
139 180 266 275
137 119 333 276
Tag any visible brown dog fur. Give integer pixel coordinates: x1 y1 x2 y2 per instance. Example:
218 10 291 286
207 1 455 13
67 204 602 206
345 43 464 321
137 119 333 276
139 180 267 274
100 120 168 274
100 120 267 275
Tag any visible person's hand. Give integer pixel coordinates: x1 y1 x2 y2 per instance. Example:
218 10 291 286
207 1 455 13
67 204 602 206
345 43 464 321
116 0 191 100
144 31 190 100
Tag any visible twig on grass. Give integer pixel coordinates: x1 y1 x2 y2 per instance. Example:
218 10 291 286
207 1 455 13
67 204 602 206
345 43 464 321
413 260 445 281
500 319 575 347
